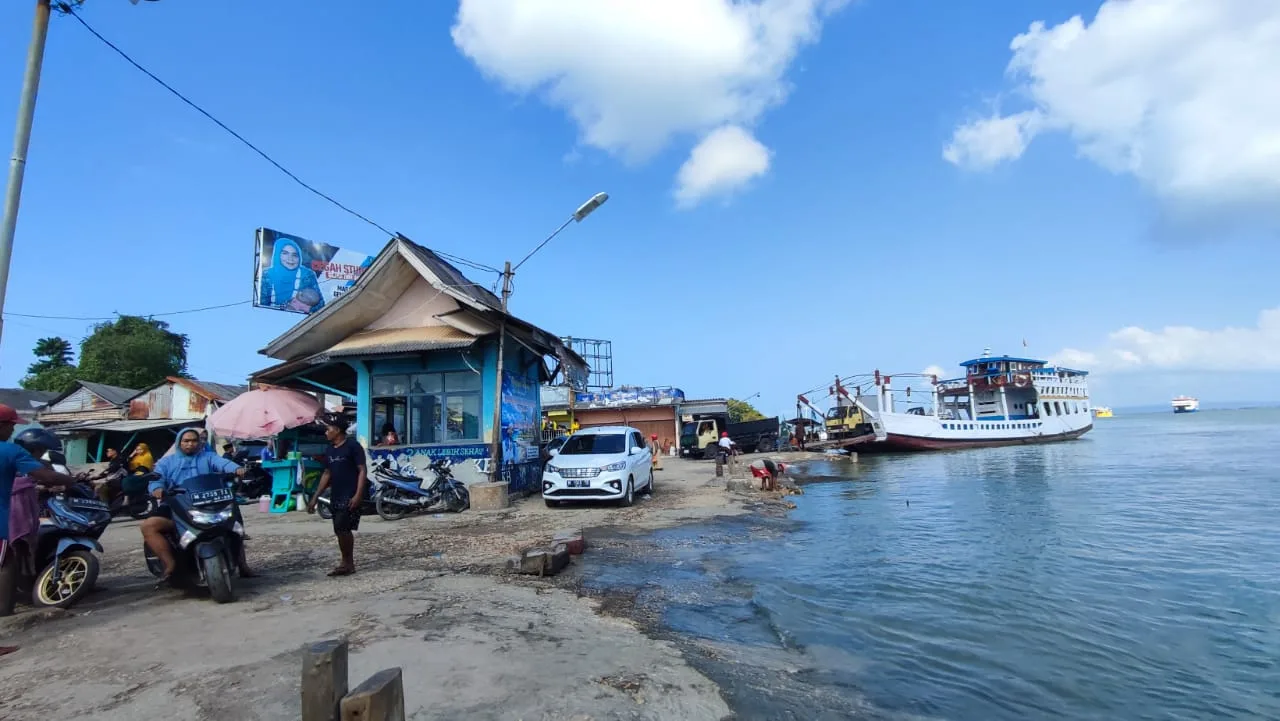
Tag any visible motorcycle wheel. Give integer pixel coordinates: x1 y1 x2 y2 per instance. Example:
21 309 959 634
375 490 410 521
445 485 470 513
202 554 236 604
33 549 99 609
317 489 334 520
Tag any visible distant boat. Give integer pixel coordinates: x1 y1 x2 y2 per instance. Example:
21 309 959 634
1172 396 1200 414
1093 406 1113 418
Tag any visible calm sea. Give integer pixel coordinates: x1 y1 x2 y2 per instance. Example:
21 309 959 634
585 408 1280 720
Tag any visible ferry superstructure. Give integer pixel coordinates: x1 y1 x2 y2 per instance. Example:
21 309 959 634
859 350 1093 451
1172 396 1200 413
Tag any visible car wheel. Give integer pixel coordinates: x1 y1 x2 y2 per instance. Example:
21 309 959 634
618 477 634 507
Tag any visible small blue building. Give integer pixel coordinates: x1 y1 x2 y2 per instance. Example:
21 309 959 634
251 236 586 492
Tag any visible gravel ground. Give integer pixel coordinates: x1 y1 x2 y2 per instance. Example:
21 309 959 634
0 456 796 721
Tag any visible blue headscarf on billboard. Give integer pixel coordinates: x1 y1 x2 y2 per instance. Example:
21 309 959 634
259 237 325 311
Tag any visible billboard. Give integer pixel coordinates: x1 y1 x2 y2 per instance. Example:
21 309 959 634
501 370 541 464
253 228 374 314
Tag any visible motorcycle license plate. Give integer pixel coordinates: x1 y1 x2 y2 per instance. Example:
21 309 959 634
567 480 591 489
67 497 109 511
190 488 233 504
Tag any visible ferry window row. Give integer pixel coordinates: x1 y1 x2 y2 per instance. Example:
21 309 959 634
944 422 1042 431
1043 400 1088 416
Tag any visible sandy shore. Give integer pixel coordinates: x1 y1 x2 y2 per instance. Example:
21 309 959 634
0 455 815 720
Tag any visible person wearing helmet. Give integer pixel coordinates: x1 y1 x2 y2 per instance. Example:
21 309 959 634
0 407 78 629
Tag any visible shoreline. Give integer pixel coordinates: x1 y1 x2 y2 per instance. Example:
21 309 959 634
0 455 815 720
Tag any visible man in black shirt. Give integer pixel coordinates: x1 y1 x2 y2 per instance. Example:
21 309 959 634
306 417 367 576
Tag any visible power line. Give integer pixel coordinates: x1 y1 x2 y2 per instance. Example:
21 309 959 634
57 4 501 279
5 299 250 321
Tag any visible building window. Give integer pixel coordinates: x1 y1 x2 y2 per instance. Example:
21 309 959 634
372 372 482 444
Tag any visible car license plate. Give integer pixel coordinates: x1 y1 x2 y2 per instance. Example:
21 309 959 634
190 488 233 504
567 480 591 489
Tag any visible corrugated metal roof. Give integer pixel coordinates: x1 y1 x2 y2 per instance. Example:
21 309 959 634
0 388 55 410
323 326 477 358
50 417 187 433
78 381 141 406
175 378 249 402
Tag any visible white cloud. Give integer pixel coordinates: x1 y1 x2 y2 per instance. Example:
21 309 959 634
451 0 845 206
1053 308 1280 372
921 364 948 380
942 111 1042 170
945 0 1280 213
675 125 772 206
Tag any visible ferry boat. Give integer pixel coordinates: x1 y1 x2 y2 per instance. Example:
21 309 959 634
1171 396 1199 413
1093 406 1113 418
858 350 1093 451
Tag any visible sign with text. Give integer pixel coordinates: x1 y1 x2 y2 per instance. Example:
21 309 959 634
253 228 374 314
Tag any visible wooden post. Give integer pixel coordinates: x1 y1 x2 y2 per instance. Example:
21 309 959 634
301 639 349 721
341 667 405 721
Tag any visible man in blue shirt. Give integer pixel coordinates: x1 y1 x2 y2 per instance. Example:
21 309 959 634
141 427 254 584
0 405 78 632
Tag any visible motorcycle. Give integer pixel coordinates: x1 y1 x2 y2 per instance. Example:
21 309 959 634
230 457 272 504
313 472 381 520
142 473 245 604
16 484 111 609
83 469 156 520
373 459 469 521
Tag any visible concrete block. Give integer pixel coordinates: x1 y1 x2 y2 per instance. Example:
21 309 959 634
546 543 571 575
552 528 586 555
725 478 755 493
301 639 349 721
340 667 405 721
468 482 508 511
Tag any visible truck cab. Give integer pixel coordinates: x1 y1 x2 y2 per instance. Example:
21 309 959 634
680 416 724 458
824 404 868 440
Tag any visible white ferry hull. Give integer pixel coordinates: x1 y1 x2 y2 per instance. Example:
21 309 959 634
867 412 1093 452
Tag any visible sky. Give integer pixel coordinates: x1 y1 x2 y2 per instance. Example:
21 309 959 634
1 0 1278 417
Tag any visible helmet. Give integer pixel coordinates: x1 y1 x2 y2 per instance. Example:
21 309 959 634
13 427 62 456
721 431 728 438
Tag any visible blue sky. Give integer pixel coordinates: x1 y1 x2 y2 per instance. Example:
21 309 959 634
1 0 1277 416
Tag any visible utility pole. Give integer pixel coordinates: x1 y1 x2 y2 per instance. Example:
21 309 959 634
487 193 608 484
0 0 53 348
489 260 512 483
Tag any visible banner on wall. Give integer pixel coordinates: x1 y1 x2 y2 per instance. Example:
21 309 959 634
574 386 685 409
501 371 540 464
253 228 374 314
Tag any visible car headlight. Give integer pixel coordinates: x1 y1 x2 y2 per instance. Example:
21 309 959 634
600 461 626 472
190 508 234 525
546 464 561 474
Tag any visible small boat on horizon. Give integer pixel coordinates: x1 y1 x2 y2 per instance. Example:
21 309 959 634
1093 406 1113 418
1172 396 1200 414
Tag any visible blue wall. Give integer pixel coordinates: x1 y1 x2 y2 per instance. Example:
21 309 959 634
340 338 544 493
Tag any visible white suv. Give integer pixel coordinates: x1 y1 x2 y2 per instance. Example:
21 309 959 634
542 426 653 508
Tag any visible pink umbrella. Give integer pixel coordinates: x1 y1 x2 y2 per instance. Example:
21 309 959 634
209 387 322 440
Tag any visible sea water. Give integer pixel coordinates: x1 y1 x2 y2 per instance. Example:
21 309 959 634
584 409 1280 720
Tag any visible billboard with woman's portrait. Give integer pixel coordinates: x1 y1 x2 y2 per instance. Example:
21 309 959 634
253 228 374 314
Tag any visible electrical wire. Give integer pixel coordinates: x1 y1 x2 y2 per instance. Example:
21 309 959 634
5 300 250 321
58 4 501 278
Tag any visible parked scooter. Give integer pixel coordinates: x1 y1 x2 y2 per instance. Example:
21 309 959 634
230 457 272 504
87 469 156 520
17 484 111 608
313 472 381 520
142 473 245 603
373 459 469 521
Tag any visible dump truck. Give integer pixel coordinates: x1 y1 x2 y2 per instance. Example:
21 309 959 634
679 401 779 458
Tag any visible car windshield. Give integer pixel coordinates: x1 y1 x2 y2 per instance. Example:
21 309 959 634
560 434 625 455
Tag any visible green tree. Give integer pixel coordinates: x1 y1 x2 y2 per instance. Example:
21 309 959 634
727 398 765 424
76 316 189 390
20 336 79 393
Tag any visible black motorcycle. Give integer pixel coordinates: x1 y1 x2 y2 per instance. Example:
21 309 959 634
230 457 272 505
142 473 245 604
17 484 111 609
313 473 381 520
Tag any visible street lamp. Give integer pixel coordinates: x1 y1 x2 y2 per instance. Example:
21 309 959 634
490 192 609 483
0 0 158 347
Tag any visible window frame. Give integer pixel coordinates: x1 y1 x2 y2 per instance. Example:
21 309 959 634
371 370 483 445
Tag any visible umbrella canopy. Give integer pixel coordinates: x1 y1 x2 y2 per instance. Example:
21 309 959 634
208 387 321 440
